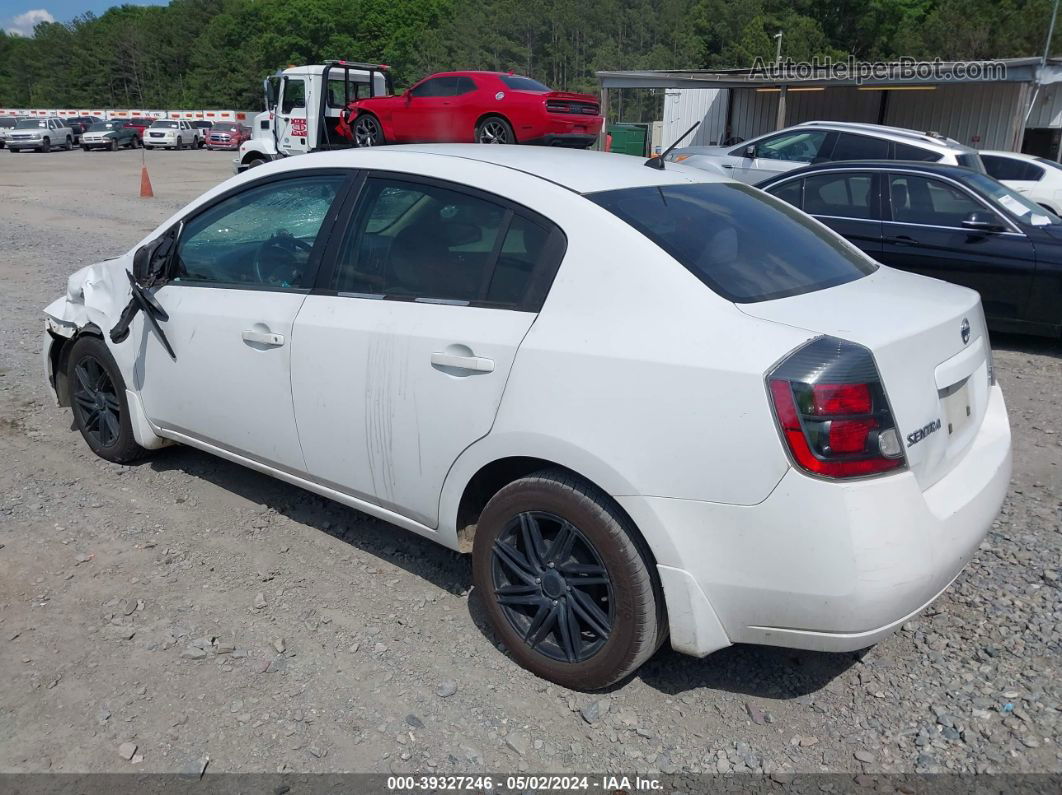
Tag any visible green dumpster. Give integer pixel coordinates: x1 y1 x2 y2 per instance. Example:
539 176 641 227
607 123 649 156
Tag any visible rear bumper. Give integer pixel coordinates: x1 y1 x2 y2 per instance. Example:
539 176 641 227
524 133 598 148
619 383 1011 657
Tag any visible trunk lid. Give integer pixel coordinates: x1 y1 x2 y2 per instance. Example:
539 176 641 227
740 266 992 490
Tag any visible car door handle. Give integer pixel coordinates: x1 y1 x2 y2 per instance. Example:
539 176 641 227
430 352 495 373
242 330 285 346
721 163 734 168
886 235 918 246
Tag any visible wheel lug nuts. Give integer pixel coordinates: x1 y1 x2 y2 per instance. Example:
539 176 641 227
535 577 541 583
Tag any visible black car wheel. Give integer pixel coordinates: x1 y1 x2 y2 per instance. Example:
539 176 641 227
472 470 664 690
475 116 515 144
67 336 146 463
110 138 119 151
353 114 384 147
41 137 51 153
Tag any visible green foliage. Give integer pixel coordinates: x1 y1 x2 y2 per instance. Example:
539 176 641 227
0 0 1058 118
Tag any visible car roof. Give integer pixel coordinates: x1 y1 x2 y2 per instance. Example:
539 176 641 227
756 159 980 186
793 120 971 151
274 145 730 194
979 150 1040 160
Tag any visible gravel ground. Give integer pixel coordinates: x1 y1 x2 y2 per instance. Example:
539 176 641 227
0 148 1059 779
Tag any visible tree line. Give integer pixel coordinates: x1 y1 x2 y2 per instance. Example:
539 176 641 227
0 0 1057 121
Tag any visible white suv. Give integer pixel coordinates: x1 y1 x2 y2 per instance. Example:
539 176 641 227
667 121 986 184
6 117 74 153
143 119 200 150
41 146 1011 689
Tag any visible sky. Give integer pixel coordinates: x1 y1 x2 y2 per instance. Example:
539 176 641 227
4 0 169 36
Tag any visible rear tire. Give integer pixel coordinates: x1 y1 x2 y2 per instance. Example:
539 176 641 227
66 335 147 464
475 116 515 144
471 469 664 690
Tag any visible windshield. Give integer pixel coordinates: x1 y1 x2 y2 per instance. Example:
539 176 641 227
213 122 236 131
89 122 120 131
15 119 47 129
965 172 1059 226
500 75 551 92
589 182 876 303
151 120 179 129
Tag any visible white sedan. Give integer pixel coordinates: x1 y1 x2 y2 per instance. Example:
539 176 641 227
42 146 1011 689
980 150 1062 214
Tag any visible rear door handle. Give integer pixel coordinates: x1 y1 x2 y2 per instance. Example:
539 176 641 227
886 235 918 246
242 329 285 346
431 352 495 373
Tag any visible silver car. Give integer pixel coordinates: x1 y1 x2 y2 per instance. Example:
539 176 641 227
666 121 985 184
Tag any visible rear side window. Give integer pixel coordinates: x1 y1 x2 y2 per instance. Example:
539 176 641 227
589 183 876 303
982 155 1045 182
802 172 876 219
333 177 563 309
830 133 888 161
500 75 551 92
893 142 941 162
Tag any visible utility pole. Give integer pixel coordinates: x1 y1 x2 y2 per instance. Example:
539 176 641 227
774 32 783 64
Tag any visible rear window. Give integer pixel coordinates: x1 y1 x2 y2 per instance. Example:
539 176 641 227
588 182 877 303
500 75 551 92
893 142 941 162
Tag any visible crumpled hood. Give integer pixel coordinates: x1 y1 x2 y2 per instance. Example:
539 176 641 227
44 257 130 333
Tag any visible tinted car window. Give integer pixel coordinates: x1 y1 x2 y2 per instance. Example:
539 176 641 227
803 173 876 219
500 75 551 92
749 130 829 163
888 175 986 227
767 178 803 208
831 133 889 161
0 118 16 128
589 183 877 303
175 176 344 289
893 142 941 162
335 178 518 304
982 155 1045 182
410 78 442 98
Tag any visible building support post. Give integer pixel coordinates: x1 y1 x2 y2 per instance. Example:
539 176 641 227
775 85 788 130
598 85 609 150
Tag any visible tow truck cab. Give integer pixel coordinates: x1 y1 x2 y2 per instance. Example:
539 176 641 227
236 61 392 173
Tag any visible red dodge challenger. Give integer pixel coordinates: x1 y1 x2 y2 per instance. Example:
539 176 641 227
340 71 603 148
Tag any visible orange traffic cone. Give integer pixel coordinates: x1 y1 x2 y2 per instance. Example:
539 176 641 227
139 165 154 199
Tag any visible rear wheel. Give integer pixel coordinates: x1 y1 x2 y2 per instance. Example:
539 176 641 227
353 114 385 147
471 470 664 690
475 116 515 144
66 335 146 464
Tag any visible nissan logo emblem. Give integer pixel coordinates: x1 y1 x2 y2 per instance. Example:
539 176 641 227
961 318 971 345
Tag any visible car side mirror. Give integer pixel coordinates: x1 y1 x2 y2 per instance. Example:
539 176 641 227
132 223 181 285
743 144 756 159
961 211 1006 233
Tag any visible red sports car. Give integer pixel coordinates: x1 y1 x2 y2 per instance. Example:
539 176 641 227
343 71 602 148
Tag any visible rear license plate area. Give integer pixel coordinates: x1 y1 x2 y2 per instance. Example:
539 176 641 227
940 378 972 437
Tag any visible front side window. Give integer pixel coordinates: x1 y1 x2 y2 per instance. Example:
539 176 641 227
333 177 556 307
888 174 989 227
409 78 442 98
281 78 306 113
802 172 877 219
589 182 876 303
747 130 829 163
174 175 345 289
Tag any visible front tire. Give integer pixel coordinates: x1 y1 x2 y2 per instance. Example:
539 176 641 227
471 470 664 690
66 335 146 464
110 138 119 151
352 113 385 147
475 116 515 144
41 137 51 153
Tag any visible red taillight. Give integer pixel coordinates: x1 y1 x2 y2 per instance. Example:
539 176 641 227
810 383 871 415
768 337 905 479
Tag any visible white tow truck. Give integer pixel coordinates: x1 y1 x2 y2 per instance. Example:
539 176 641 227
235 61 392 173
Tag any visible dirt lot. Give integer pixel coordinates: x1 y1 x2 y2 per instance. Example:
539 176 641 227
0 148 1060 779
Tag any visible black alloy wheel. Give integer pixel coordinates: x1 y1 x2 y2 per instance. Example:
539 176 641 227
71 355 122 449
491 511 614 664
